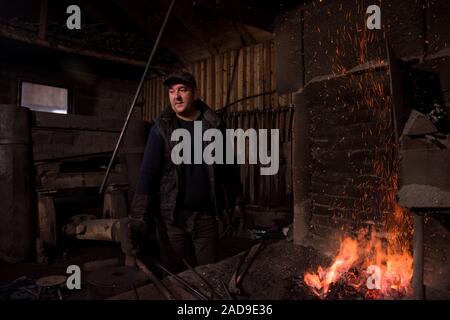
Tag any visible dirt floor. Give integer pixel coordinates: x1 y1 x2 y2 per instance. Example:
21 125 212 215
0 235 261 300
111 240 325 300
0 241 123 300
3 235 449 300
110 239 450 301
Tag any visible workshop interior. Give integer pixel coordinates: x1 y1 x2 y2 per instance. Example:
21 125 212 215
0 0 449 301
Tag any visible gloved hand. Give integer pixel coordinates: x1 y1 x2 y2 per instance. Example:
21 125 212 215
218 208 234 239
119 217 146 264
232 203 246 230
218 202 246 239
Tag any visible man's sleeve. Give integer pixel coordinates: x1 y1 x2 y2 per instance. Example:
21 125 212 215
130 124 164 222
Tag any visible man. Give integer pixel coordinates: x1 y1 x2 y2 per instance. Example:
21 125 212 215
122 71 243 271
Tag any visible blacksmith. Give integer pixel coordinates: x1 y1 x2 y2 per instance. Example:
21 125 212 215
122 71 243 271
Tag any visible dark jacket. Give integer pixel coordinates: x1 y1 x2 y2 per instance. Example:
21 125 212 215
130 99 242 226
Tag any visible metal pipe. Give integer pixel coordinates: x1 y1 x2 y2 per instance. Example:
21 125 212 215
182 259 221 299
135 258 177 300
153 261 209 300
220 279 233 300
413 212 425 300
99 0 177 194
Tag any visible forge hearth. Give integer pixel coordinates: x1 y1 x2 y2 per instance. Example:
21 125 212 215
110 238 437 300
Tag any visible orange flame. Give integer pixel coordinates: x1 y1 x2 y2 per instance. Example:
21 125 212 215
303 217 413 299
304 237 359 297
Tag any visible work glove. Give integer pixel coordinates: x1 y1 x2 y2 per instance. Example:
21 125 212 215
119 218 146 256
120 194 155 265
232 202 246 230
218 201 246 239
218 208 234 239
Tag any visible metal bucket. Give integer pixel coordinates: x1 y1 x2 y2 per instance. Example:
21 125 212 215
0 104 34 262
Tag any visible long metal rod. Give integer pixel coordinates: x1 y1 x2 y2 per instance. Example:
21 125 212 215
220 279 233 300
182 259 221 299
413 212 425 300
135 258 177 300
153 261 209 300
99 0 177 194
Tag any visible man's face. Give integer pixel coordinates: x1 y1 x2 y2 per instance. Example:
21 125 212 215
168 83 196 116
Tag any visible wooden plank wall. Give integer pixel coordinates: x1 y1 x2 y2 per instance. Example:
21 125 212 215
31 111 123 161
142 40 294 120
222 107 294 207
141 40 295 208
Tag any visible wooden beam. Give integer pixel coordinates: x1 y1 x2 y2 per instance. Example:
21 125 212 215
40 172 128 189
38 0 48 40
0 24 147 67
32 111 124 132
234 23 258 47
38 194 57 247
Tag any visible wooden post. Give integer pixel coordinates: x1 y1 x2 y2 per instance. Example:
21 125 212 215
38 192 57 247
103 185 129 219
39 0 48 40
223 52 229 108
215 54 223 109
413 212 425 299
237 48 244 111
292 90 311 245
248 46 255 110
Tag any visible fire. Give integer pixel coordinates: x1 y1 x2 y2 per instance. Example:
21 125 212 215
303 211 413 299
304 237 359 296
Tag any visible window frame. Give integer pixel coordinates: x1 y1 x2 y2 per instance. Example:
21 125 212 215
17 79 73 114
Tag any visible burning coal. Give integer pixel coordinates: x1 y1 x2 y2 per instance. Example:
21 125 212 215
303 218 413 299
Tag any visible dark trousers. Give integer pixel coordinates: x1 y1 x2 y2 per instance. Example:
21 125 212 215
157 210 219 272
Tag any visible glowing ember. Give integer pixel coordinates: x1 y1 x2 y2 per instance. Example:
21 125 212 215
303 223 413 299
304 237 359 297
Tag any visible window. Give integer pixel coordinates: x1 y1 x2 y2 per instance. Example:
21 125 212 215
20 82 69 114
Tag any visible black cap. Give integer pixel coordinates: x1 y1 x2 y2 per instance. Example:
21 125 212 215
163 71 197 88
